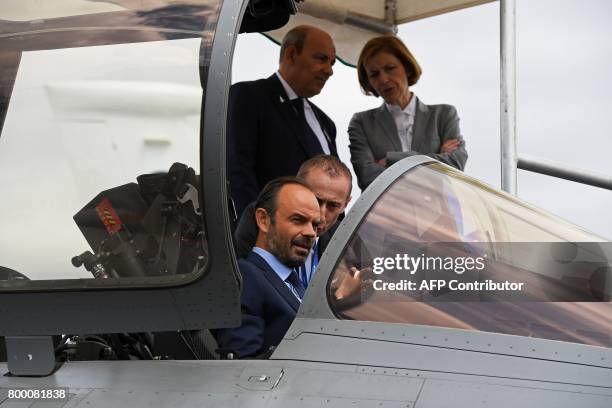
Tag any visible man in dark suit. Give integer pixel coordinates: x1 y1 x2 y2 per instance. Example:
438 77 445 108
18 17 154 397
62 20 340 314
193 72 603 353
233 155 352 288
215 177 321 358
227 25 337 219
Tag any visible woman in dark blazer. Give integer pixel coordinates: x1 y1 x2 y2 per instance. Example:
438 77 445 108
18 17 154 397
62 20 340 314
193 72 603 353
348 36 467 190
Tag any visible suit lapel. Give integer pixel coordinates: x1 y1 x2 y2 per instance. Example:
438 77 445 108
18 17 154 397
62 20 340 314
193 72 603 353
317 223 337 256
264 75 324 158
317 234 330 258
376 104 402 151
411 97 430 151
247 252 301 312
265 74 299 129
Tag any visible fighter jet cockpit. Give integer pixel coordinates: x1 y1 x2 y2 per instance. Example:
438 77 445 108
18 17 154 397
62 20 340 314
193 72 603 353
0 0 301 368
0 1 611 405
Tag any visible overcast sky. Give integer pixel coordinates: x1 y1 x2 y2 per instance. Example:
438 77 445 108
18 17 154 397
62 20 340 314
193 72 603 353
232 0 612 239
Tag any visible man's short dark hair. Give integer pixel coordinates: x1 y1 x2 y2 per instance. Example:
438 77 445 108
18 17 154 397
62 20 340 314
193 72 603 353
255 176 311 221
279 26 309 62
297 155 353 197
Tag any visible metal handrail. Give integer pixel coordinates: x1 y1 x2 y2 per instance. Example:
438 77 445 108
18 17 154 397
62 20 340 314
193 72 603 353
518 155 612 190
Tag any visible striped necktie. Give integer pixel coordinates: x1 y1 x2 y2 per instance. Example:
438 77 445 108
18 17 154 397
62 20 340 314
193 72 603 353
286 269 306 299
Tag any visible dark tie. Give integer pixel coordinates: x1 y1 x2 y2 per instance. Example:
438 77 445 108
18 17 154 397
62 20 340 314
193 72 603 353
291 97 304 116
286 269 306 299
291 98 328 154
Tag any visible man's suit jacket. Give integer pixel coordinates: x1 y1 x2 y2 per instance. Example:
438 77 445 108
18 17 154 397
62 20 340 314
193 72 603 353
233 202 335 260
227 74 337 218
348 97 468 190
214 251 300 358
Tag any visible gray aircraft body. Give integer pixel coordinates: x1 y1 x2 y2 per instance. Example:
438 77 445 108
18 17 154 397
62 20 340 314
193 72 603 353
0 1 611 407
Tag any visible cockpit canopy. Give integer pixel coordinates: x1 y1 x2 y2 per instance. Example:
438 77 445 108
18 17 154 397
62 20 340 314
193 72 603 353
326 161 611 349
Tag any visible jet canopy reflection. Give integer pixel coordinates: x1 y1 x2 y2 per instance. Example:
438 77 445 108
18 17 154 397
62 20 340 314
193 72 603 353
328 162 612 349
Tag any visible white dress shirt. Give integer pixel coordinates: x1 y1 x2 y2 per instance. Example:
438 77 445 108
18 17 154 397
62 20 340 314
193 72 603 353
385 93 417 152
276 72 331 154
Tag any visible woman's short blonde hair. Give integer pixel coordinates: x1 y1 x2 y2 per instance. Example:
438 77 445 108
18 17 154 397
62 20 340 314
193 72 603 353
357 35 422 97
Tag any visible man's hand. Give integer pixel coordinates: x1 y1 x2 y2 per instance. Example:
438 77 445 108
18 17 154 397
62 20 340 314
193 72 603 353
440 139 461 154
334 267 371 300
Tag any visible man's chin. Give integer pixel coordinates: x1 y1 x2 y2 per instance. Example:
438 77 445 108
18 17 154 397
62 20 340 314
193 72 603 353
289 249 309 264
285 257 306 269
306 86 324 97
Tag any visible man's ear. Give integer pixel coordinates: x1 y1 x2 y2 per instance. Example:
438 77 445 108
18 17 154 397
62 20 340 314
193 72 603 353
340 195 352 213
284 44 298 63
255 208 271 233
